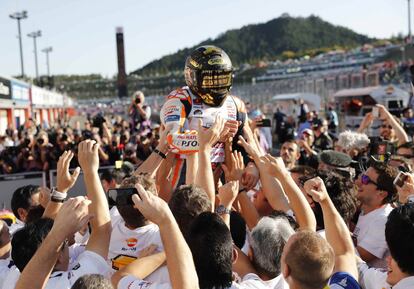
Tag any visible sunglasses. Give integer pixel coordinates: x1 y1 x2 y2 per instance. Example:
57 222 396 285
381 125 393 129
360 174 378 187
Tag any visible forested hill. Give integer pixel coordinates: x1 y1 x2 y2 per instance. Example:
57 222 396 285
131 14 372 76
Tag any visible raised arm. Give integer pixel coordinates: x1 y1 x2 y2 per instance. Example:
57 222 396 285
112 246 166 287
43 151 80 219
134 125 171 178
131 184 199 289
304 177 358 279
377 104 409 145
195 117 226 209
15 197 91 289
261 154 316 231
78 140 111 259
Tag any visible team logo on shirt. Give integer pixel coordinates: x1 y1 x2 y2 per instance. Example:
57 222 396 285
126 238 138 248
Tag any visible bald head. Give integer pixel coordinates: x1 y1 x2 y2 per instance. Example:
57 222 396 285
282 231 335 289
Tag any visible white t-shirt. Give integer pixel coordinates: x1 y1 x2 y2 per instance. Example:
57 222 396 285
117 272 274 289
110 206 121 222
354 204 393 269
108 218 169 284
358 262 414 289
2 250 109 289
68 243 86 270
239 273 288 289
0 259 14 289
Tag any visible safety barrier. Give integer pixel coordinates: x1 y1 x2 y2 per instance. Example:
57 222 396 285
49 166 116 197
0 172 46 210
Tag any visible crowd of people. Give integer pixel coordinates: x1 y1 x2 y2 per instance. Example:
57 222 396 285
0 91 158 175
0 45 413 289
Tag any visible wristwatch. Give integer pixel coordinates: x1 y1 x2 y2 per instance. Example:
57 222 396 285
50 187 67 203
215 205 231 215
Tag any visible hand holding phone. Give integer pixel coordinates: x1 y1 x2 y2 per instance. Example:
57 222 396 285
107 187 138 206
256 119 271 127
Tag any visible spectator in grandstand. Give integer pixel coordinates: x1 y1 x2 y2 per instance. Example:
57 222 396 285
129 91 151 134
358 203 414 289
354 160 398 269
279 140 301 170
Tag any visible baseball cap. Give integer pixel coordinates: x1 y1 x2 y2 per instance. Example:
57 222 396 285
312 119 323 129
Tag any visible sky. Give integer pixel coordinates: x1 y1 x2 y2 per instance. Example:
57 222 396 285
0 0 409 78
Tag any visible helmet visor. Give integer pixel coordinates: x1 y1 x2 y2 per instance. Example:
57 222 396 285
200 70 232 89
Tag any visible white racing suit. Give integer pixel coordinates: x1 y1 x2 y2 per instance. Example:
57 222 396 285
160 86 246 187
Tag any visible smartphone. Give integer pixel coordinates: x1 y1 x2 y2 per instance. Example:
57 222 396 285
393 171 408 187
256 119 271 127
372 107 379 118
107 188 138 206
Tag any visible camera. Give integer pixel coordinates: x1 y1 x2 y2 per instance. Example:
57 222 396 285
368 137 395 162
92 115 106 128
135 98 141 105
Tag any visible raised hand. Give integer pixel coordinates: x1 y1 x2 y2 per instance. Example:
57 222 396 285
259 154 289 180
222 150 245 182
56 151 81 193
218 120 239 142
303 177 329 203
238 135 260 160
218 180 239 208
197 116 227 150
51 197 92 241
78 140 100 173
242 164 259 190
133 184 172 226
397 173 414 204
